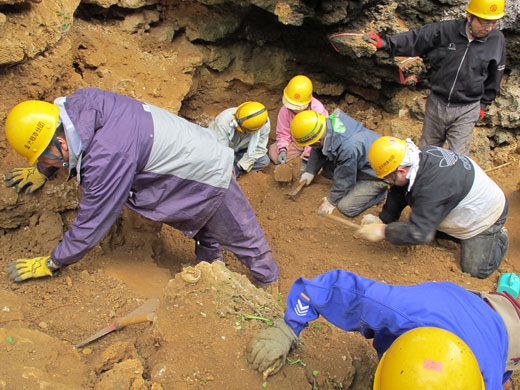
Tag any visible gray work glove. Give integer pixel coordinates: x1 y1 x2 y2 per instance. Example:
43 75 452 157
277 150 287 164
5 167 47 194
247 319 298 380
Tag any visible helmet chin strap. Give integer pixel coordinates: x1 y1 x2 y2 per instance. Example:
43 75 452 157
40 134 69 167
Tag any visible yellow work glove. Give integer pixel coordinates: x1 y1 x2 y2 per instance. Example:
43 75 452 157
5 167 47 194
6 256 57 282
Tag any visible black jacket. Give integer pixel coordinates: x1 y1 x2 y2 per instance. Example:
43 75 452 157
384 19 505 108
380 146 475 245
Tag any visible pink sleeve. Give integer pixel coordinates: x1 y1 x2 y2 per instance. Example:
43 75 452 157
275 106 295 152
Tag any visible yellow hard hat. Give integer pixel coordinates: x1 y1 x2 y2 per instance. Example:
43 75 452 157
283 75 313 111
374 327 485 390
368 136 407 178
290 110 326 146
234 102 268 133
5 100 59 165
466 0 504 20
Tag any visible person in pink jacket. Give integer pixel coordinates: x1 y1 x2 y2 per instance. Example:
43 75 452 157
268 75 329 173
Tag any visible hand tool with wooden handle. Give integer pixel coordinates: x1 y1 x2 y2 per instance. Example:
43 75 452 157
321 213 360 230
287 180 306 201
75 296 160 348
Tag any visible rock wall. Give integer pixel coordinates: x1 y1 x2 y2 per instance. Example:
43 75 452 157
0 0 519 229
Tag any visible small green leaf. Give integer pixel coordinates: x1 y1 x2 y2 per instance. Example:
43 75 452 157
235 325 242 330
6 337 13 343
245 315 272 326
313 370 319 377
262 381 267 387
311 322 322 328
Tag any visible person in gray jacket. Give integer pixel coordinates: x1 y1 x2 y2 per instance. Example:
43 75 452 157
209 101 270 178
364 0 506 155
4 88 279 286
291 109 387 218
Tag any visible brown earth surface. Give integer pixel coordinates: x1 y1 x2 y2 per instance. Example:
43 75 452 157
1 159 520 389
1 12 520 390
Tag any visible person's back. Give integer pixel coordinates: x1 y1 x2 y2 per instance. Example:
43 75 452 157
283 270 510 388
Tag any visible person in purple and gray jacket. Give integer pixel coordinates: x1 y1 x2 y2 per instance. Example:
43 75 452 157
4 87 279 286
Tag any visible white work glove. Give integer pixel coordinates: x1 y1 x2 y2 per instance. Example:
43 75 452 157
277 150 287 164
361 214 383 225
318 197 335 216
299 172 314 186
357 224 386 242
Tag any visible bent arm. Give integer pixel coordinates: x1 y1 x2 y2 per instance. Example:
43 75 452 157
51 148 136 266
284 270 417 342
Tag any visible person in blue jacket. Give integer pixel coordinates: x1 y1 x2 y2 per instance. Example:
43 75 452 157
290 109 387 217
4 88 279 287
247 269 519 389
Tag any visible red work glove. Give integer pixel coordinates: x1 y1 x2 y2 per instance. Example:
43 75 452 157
479 109 485 120
363 32 386 49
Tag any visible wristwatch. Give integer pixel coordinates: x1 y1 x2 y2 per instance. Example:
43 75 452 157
45 257 60 271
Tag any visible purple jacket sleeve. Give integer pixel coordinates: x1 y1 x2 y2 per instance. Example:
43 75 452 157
51 145 136 266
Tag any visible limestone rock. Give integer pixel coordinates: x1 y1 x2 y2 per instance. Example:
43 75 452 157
0 0 80 66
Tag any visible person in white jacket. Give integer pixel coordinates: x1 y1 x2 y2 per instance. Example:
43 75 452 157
209 102 270 178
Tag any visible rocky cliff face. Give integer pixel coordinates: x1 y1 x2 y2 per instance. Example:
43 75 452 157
0 0 519 227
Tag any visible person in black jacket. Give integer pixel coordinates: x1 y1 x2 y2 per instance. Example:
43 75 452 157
364 0 506 155
357 136 508 279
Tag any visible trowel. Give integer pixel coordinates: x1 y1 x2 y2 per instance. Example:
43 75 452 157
75 296 160 348
274 163 293 184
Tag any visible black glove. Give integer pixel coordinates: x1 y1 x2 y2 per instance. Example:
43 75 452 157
363 32 387 50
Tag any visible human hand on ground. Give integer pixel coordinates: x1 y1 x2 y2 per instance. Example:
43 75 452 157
6 256 57 282
247 319 298 380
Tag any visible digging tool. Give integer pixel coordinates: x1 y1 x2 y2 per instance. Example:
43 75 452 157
274 164 293 184
287 180 306 201
321 213 360 230
75 296 160 348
